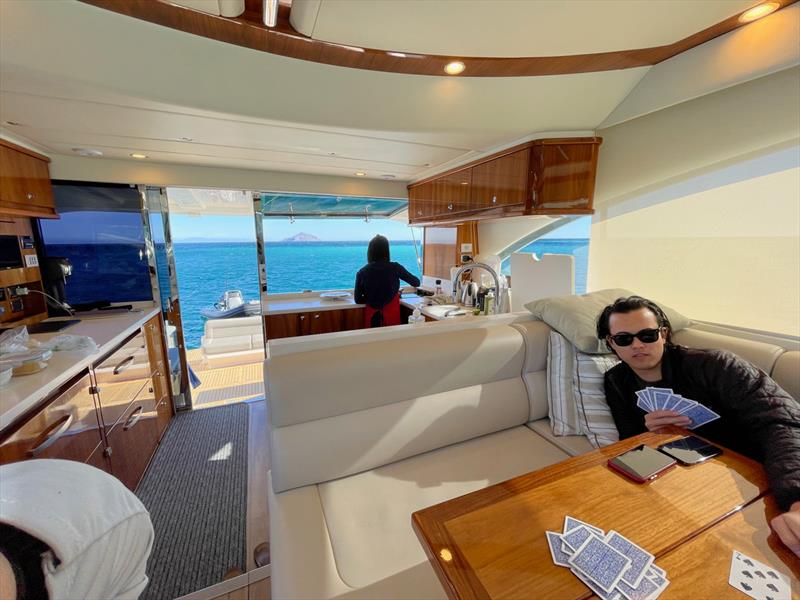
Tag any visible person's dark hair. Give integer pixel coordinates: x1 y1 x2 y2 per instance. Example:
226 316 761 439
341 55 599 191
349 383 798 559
596 296 673 352
367 235 390 263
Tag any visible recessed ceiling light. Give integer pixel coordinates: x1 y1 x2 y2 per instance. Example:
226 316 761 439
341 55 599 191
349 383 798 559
381 174 396 180
355 172 366 177
739 2 780 22
387 52 407 58
72 148 103 157
444 61 466 75
130 153 148 159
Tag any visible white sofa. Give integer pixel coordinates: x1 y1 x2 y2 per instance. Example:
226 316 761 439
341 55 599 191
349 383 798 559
200 316 264 367
265 315 799 599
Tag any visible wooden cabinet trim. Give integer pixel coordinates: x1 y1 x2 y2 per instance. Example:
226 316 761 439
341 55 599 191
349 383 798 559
0 139 51 163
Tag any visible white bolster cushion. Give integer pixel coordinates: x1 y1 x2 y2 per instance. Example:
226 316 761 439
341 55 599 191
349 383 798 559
270 377 529 492
267 326 526 427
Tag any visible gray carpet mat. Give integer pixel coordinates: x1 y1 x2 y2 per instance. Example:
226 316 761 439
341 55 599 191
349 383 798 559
136 403 249 600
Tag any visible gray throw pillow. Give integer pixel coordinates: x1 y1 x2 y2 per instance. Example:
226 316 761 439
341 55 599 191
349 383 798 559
525 288 691 354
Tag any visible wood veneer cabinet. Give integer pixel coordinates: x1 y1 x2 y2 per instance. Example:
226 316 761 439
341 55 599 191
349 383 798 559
0 139 57 219
407 137 601 225
0 313 174 491
265 307 366 340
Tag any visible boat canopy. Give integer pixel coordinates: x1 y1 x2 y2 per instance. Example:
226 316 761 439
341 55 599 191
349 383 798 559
259 192 407 219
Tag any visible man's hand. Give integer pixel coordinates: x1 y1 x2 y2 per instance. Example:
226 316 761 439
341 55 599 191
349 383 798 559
644 410 691 431
770 501 800 557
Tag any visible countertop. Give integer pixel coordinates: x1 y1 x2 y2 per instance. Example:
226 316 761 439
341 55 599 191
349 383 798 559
400 295 488 322
264 292 364 315
0 304 161 432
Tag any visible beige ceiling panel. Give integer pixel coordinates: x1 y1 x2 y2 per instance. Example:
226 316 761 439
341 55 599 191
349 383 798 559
0 1 648 136
299 0 753 57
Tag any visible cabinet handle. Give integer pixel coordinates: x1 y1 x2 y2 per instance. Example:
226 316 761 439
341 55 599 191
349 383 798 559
123 406 144 431
447 204 453 211
314 314 320 319
299 315 305 320
29 414 74 457
492 196 497 204
112 355 135 375
26 192 35 200
89 385 101 395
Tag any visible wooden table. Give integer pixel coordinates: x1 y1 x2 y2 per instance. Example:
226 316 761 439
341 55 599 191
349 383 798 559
411 432 794 600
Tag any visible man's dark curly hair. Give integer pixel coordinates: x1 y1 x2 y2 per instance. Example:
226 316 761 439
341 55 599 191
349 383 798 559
596 296 673 352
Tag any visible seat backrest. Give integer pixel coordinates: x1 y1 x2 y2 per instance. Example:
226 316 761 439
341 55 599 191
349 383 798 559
509 320 553 422
672 328 785 375
771 351 800 401
266 324 531 493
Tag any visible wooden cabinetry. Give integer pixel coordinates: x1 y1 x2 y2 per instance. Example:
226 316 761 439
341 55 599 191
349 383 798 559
0 139 57 219
407 138 601 225
265 307 366 340
0 313 174 491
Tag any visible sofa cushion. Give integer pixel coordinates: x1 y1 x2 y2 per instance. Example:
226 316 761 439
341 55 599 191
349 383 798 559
200 336 252 354
527 418 594 457
270 378 530 492
573 349 620 448
772 350 800 401
317 426 569 591
546 331 581 435
510 320 552 420
525 288 691 354
267 325 525 428
671 328 785 375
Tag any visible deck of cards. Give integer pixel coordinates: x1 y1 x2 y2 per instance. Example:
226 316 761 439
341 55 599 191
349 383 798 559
729 550 791 600
635 386 720 429
546 516 669 600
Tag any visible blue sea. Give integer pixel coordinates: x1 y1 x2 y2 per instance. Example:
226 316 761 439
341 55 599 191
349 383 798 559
50 239 588 350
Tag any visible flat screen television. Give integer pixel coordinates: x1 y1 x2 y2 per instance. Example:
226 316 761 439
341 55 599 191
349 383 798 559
0 236 23 270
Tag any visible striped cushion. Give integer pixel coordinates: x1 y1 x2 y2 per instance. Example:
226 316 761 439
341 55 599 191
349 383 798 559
573 350 620 448
547 331 620 447
546 331 581 435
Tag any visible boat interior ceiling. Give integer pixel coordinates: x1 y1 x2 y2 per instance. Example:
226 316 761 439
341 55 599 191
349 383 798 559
0 0 798 193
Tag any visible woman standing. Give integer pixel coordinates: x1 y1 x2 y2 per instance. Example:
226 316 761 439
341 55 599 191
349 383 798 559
354 235 420 327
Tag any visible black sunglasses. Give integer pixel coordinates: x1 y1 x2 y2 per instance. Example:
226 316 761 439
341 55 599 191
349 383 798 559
607 328 662 347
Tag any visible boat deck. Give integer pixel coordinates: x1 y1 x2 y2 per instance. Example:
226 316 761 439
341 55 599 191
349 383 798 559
185 349 265 410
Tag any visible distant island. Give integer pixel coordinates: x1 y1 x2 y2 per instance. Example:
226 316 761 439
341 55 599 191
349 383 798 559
283 232 321 242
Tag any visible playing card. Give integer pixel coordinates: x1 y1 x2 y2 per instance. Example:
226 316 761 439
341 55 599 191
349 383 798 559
569 535 631 592
617 572 667 600
605 531 654 587
647 570 668 588
648 564 666 578
671 396 697 414
729 550 791 600
563 524 603 552
635 390 653 412
682 403 721 429
571 567 626 600
652 389 674 411
546 531 571 567
564 516 604 537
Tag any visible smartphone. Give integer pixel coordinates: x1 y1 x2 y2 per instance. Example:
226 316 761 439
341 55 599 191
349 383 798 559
658 435 722 465
607 444 677 483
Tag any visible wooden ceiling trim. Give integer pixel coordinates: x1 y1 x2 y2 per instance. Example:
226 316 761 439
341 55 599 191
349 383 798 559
80 0 798 77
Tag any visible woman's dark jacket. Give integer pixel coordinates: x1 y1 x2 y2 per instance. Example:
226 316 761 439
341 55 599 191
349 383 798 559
604 344 800 511
354 262 420 309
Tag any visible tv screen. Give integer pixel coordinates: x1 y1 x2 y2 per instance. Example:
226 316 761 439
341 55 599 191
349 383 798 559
0 236 23 270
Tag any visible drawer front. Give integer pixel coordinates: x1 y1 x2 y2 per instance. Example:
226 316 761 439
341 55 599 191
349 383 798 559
105 385 160 490
93 329 149 384
94 370 152 433
0 371 103 465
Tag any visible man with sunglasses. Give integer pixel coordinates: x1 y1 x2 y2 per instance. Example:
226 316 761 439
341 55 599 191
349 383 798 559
597 296 800 557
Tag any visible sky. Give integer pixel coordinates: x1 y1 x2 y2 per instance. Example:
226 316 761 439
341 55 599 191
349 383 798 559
169 214 591 242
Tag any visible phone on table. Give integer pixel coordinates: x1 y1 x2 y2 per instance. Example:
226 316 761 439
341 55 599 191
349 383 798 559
658 435 722 465
607 444 677 483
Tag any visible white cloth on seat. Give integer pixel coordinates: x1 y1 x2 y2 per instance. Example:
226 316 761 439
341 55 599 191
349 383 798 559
0 459 154 600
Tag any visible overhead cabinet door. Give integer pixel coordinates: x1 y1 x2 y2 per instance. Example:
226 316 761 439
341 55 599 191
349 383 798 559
470 148 530 210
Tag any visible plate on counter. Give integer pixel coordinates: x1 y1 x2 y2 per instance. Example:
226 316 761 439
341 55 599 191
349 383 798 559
320 291 352 301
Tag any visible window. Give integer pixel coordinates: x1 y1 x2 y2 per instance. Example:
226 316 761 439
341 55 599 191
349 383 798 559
38 183 151 305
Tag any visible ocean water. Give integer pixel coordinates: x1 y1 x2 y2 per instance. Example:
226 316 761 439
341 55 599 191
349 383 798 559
173 239 589 349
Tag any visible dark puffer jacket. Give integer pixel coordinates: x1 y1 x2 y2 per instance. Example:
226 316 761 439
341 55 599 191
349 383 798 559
604 345 800 511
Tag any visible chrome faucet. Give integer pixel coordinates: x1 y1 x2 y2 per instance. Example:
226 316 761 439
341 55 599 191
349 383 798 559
451 262 507 313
